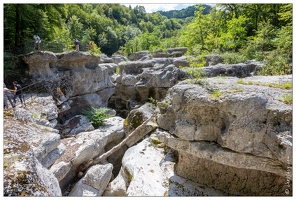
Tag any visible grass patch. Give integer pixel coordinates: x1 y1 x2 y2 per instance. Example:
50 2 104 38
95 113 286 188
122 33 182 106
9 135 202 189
82 107 111 128
229 87 243 93
236 79 292 90
279 93 292 104
210 90 224 99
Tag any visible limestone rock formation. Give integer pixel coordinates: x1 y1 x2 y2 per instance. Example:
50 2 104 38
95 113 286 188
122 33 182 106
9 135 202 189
156 75 292 195
110 57 186 112
50 116 125 192
201 60 264 77
22 51 116 123
3 107 62 196
68 163 113 196
103 136 174 196
59 115 94 138
4 49 292 197
103 133 225 196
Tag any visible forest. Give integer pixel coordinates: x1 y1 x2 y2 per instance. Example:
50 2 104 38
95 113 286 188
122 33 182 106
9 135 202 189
3 3 292 76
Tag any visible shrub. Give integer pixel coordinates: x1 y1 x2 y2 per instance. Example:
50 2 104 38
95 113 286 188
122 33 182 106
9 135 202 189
187 55 207 68
258 50 291 75
220 52 247 64
82 107 111 128
182 67 206 80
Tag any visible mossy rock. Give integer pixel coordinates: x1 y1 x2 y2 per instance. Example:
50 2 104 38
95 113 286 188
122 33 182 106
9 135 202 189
124 110 144 134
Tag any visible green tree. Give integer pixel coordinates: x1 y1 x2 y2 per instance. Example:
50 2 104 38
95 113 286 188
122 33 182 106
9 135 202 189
67 15 83 39
220 15 248 51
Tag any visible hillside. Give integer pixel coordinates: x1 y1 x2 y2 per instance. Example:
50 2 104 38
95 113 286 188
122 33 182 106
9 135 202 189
158 4 211 19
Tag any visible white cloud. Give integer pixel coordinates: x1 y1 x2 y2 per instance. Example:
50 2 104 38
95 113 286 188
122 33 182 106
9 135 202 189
122 4 196 13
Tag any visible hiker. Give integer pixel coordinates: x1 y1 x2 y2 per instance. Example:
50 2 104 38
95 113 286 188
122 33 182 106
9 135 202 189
3 83 15 109
33 34 41 50
89 41 93 50
13 81 24 106
74 38 79 51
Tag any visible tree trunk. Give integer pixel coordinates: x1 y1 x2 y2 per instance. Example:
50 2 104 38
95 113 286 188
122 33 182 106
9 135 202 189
90 114 157 166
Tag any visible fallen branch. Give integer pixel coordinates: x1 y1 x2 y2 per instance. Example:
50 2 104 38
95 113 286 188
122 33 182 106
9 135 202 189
90 113 157 166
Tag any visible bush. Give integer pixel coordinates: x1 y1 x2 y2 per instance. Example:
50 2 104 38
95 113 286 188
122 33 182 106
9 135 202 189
258 50 291 75
82 107 111 128
182 67 206 80
220 52 247 64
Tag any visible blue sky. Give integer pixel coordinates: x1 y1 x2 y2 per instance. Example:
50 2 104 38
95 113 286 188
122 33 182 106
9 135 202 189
122 4 196 13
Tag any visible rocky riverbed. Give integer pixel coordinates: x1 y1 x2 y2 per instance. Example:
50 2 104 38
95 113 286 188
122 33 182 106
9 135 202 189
3 49 292 196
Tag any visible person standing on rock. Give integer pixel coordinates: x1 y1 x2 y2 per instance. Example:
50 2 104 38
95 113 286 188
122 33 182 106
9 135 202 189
3 83 15 109
33 34 41 50
13 81 24 107
89 41 93 51
74 38 79 51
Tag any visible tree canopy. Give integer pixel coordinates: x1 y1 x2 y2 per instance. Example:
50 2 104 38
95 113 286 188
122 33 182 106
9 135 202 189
4 3 292 69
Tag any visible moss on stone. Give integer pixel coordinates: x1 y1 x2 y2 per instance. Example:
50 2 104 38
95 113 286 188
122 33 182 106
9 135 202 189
124 110 144 130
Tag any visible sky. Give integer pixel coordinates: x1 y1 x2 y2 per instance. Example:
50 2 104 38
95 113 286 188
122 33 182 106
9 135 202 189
122 4 196 13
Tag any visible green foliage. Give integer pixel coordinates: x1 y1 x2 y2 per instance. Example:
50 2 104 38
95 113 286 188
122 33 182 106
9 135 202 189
236 78 292 90
220 15 248 51
187 56 206 68
258 50 291 75
82 107 111 128
161 99 171 106
230 87 243 94
280 93 292 104
220 52 247 64
159 4 211 19
148 97 158 108
281 82 292 90
31 113 39 119
182 67 206 81
210 90 224 99
3 3 292 63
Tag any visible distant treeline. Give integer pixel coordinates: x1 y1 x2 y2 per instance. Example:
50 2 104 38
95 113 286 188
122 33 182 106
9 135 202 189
158 4 211 19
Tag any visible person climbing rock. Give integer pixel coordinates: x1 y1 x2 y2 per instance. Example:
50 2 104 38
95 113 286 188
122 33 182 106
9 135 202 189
13 81 24 107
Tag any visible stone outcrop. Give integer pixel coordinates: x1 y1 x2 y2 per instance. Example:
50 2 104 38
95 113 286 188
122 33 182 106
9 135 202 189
109 57 187 112
156 75 292 195
3 106 62 196
204 54 223 66
59 115 94 138
200 60 264 78
4 49 293 197
22 51 116 123
103 133 225 196
68 162 113 196
103 136 174 196
50 116 125 192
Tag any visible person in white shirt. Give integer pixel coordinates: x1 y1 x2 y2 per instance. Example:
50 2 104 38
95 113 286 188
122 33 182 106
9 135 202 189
3 83 15 109
33 34 41 50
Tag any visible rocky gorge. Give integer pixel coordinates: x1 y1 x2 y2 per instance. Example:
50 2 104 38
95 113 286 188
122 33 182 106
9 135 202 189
3 48 292 196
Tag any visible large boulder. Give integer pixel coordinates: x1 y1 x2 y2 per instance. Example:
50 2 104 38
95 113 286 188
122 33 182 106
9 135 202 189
157 75 292 196
50 116 125 192
103 133 225 196
22 51 115 122
204 54 223 66
128 50 150 61
68 163 113 196
111 57 185 111
103 136 175 196
3 108 62 196
200 61 264 78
